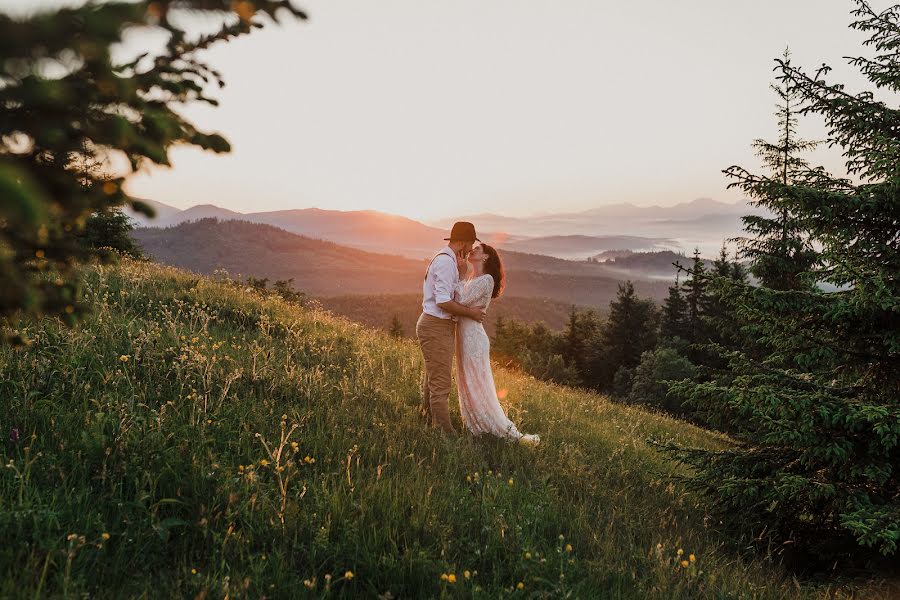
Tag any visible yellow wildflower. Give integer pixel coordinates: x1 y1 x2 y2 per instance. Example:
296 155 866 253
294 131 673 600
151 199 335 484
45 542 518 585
677 548 683 556
447 573 456 583
119 355 129 362
565 544 573 553
689 553 696 562
681 560 689 568
440 573 448 581
517 582 524 590
508 478 514 487
101 532 110 540
191 568 197 575
464 570 471 579
259 459 269 467
344 570 354 580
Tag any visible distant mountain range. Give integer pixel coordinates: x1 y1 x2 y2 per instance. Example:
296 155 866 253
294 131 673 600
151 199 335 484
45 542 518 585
432 198 767 257
131 219 671 308
127 200 519 259
128 197 760 260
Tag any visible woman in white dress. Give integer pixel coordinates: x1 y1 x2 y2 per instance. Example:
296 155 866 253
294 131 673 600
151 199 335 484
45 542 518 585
454 243 540 445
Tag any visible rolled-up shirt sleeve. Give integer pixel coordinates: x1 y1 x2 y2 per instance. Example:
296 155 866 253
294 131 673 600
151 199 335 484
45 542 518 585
432 255 457 304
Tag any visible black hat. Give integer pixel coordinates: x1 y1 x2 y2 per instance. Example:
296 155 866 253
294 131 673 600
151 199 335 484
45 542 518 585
444 221 480 242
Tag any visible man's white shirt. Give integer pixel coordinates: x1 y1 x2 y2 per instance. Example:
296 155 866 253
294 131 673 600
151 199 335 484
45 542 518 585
422 246 459 320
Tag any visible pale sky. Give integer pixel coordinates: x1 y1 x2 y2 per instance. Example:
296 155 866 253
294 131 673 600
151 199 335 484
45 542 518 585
3 0 887 221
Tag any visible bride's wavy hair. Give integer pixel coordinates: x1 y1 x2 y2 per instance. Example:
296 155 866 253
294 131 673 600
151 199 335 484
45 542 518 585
481 243 506 299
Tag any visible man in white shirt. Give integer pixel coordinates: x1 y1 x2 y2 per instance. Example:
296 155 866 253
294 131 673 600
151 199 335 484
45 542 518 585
416 222 487 435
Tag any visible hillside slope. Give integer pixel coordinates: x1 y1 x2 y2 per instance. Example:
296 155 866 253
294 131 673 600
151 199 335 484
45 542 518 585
0 260 885 598
132 219 671 307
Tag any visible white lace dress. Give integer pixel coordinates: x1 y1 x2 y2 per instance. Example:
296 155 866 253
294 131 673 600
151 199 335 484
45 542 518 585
454 275 540 444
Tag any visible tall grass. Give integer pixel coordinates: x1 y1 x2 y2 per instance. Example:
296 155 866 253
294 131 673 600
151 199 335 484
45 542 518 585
0 260 888 598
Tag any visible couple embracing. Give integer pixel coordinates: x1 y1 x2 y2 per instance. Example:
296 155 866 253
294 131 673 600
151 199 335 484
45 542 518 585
416 221 540 445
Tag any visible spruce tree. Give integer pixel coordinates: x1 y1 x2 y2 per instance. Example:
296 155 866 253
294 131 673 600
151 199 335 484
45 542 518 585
724 49 820 291
679 249 711 362
560 306 601 383
587 281 658 392
659 272 690 345
0 1 306 328
78 209 144 259
668 1 900 561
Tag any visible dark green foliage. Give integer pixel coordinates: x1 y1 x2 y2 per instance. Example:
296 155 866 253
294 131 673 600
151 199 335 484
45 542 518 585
679 250 711 362
668 1 900 561
0 0 306 327
627 348 696 415
586 281 659 394
725 49 821 292
659 274 689 345
560 306 603 379
78 209 144 259
493 318 581 386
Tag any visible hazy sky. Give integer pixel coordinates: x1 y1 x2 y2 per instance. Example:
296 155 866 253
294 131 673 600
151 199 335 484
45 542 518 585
4 1 889 221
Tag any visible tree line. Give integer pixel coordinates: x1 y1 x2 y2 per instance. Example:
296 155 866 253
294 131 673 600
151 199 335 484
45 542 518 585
494 2 898 567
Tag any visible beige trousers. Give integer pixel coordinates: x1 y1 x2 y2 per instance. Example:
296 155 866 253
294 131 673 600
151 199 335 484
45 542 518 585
416 312 457 434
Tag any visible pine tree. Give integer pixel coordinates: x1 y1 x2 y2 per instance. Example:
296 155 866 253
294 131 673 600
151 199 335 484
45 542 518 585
0 1 306 330
703 245 750 365
679 249 710 362
78 209 144 259
659 272 690 345
587 281 658 392
668 2 900 561
560 306 601 383
724 48 820 291
389 315 404 338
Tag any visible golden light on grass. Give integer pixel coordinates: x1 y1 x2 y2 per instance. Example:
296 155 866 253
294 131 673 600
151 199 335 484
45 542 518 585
0 258 870 598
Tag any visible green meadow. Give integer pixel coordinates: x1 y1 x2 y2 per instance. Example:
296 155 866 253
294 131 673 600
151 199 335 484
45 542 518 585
0 260 888 598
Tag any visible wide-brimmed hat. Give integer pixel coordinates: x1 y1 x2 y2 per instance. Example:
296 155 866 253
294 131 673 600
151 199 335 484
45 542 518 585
444 221 480 242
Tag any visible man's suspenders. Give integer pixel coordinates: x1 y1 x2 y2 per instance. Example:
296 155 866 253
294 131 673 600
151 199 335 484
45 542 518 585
424 251 454 280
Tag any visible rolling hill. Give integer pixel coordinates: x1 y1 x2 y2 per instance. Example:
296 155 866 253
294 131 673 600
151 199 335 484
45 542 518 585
132 219 672 310
130 203 519 259
127 198 764 260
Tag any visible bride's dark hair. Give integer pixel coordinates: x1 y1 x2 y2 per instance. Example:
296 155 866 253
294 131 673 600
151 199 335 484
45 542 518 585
481 243 505 299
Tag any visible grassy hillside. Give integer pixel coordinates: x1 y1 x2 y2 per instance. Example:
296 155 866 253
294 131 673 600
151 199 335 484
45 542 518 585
0 260 888 598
